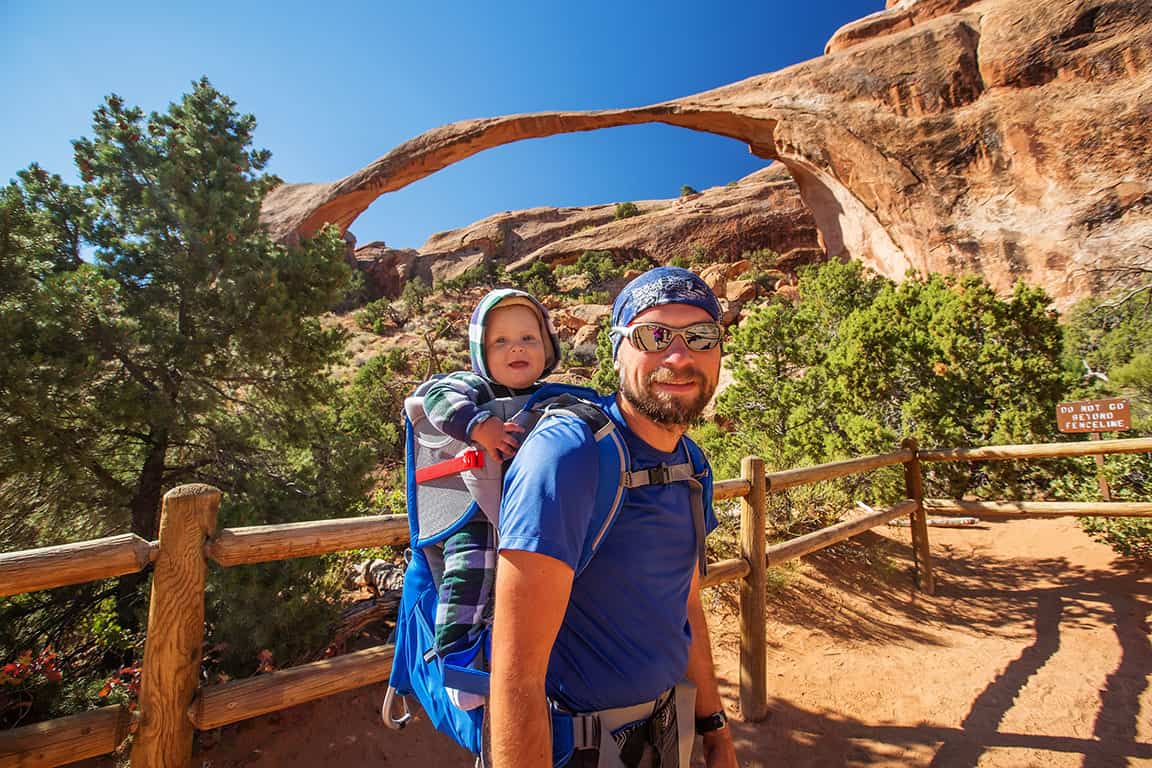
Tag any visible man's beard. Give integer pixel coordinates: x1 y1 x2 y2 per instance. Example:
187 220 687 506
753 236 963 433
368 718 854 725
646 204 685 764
620 366 716 427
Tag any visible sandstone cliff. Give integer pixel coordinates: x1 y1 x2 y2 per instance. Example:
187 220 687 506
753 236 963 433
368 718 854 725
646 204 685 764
351 165 821 297
264 0 1152 309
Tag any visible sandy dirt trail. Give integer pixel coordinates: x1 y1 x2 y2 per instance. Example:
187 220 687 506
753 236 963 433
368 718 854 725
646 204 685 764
189 516 1150 768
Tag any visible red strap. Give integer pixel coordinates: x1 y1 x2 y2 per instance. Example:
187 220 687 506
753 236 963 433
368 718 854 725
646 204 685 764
415 448 485 484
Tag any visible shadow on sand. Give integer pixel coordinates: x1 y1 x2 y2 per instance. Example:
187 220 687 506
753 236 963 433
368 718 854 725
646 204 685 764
721 524 1151 767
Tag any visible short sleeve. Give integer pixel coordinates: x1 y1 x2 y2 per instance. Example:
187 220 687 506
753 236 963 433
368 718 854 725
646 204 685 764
498 415 601 571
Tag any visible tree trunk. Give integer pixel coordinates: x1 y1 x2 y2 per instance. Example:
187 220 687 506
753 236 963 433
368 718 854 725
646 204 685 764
116 428 169 627
131 429 169 541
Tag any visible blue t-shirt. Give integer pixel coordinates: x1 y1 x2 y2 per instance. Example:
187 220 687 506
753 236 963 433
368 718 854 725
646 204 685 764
498 393 718 712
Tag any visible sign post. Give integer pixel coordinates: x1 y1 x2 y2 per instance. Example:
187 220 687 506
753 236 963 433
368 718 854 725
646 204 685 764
1056 397 1131 501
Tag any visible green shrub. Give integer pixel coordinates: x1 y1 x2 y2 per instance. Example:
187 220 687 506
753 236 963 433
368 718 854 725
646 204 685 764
356 298 402 334
749 269 786 292
681 185 698 197
1081 517 1152 560
436 262 503 296
341 351 412 461
623 255 653 274
401 278 431 316
614 202 640 220
580 251 620 283
592 320 617 395
742 248 781 269
719 261 1073 501
509 261 557 297
1051 451 1152 561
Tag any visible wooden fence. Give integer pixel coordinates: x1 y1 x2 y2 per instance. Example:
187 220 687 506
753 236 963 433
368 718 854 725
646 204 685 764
1 436 1149 767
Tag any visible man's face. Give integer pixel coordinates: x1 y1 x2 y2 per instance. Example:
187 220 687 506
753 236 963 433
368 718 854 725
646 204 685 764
616 303 722 427
484 304 548 389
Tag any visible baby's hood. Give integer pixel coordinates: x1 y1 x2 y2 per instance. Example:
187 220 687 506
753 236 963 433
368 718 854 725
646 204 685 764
468 288 562 381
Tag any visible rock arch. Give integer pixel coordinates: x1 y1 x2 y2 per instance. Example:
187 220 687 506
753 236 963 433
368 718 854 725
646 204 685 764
262 0 1152 308
261 105 909 283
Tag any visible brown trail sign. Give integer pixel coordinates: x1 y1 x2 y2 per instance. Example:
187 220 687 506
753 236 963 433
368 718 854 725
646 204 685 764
1056 398 1131 434
1056 398 1131 501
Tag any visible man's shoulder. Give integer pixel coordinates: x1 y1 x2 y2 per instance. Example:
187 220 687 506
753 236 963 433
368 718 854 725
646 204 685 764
520 408 599 455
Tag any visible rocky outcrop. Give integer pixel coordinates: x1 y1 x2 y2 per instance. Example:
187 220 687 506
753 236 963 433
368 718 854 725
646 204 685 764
825 0 984 53
354 166 822 297
507 166 820 271
350 242 419 300
265 0 1152 309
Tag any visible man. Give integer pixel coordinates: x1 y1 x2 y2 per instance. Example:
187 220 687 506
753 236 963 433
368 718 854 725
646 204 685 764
490 267 739 768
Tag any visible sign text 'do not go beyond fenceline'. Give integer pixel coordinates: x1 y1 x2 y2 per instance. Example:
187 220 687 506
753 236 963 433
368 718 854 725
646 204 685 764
1056 398 1131 433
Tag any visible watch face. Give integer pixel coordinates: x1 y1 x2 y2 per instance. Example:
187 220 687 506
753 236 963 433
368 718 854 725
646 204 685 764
696 712 727 734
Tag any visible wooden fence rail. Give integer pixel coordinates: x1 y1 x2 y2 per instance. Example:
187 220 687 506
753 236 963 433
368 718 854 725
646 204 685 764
2 435 1149 768
763 449 912 492
207 515 410 567
0 705 132 768
190 645 395 731
919 436 1152 463
0 534 156 599
924 499 1152 518
765 500 918 566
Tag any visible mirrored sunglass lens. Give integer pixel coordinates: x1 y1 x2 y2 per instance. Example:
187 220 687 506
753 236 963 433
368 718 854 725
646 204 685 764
685 324 722 350
625 326 655 351
648 326 676 350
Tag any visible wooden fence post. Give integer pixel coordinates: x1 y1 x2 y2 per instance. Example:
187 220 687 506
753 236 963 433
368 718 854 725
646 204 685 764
739 456 769 722
133 484 220 768
901 439 935 595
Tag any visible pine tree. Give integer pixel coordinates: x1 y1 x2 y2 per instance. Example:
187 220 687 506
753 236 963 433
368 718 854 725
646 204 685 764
0 80 367 679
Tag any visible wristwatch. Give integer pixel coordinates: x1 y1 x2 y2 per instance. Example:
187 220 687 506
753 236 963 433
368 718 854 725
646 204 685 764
695 710 728 734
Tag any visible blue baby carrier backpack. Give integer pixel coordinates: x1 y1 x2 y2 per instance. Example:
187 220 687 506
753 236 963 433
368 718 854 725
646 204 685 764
383 379 712 765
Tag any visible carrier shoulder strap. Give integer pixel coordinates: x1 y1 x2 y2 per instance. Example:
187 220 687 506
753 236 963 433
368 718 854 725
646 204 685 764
524 393 710 577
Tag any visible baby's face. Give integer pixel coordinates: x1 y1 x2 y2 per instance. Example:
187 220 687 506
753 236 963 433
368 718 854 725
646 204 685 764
484 304 548 389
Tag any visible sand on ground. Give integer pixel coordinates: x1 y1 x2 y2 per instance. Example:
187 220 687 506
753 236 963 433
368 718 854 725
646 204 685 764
184 516 1150 768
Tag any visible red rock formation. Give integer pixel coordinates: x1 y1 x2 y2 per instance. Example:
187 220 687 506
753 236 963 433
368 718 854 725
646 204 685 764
350 242 418 299
264 0 1152 308
353 166 822 297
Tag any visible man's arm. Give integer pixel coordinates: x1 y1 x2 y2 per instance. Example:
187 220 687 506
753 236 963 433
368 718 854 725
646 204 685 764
685 568 738 768
490 549 574 768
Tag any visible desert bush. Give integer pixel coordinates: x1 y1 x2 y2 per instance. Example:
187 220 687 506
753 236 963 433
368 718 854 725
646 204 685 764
741 248 781 269
1062 282 1152 559
623 255 654 274
436 262 504 296
356 297 403 333
719 261 1073 504
509 261 557 297
614 201 640 220
556 250 620 284
401 278 431 316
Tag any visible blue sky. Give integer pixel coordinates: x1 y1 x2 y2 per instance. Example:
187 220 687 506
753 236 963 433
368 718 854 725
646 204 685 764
2 1 879 249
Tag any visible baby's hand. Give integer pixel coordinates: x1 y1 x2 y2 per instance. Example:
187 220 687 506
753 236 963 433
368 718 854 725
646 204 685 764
470 417 526 461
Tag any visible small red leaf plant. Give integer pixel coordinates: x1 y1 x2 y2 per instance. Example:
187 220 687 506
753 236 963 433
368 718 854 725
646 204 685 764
0 647 64 727
97 663 142 711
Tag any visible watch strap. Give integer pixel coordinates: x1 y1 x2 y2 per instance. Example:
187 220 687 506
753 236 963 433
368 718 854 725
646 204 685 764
695 710 728 734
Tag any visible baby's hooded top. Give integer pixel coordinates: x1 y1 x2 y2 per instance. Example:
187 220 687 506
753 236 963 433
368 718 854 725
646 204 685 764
422 288 561 443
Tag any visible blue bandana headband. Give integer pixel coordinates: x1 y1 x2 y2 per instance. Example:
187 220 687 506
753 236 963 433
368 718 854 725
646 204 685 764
610 267 722 358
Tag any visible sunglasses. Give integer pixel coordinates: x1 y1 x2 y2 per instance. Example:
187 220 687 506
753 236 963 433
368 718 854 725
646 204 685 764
611 322 724 352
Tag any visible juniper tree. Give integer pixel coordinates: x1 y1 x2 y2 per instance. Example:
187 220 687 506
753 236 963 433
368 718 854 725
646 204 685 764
0 80 368 672
716 261 1074 500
